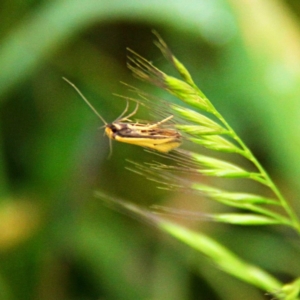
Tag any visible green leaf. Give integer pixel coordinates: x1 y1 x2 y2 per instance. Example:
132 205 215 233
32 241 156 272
95 191 284 294
160 220 282 292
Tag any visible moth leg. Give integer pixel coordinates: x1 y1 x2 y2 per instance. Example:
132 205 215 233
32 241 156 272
147 115 174 129
119 102 139 122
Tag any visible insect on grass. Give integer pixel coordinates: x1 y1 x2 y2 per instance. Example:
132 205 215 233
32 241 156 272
63 78 182 154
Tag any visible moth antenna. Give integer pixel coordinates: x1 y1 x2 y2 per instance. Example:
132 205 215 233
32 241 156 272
63 77 107 125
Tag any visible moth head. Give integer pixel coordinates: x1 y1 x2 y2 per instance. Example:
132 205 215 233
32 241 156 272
104 122 125 139
105 125 115 139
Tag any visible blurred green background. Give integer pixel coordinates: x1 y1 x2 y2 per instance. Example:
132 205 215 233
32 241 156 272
1 0 300 299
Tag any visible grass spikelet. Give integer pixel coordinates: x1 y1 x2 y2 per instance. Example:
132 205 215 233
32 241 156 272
99 33 300 299
170 105 226 131
189 135 242 153
126 33 300 234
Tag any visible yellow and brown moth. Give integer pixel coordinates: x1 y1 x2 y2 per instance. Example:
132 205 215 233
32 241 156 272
63 77 181 153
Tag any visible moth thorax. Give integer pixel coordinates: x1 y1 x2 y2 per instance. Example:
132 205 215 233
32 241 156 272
105 123 124 139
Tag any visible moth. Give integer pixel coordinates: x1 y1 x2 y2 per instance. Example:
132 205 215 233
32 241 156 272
63 78 181 153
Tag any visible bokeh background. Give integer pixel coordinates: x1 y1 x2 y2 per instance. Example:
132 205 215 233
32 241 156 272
1 0 300 299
